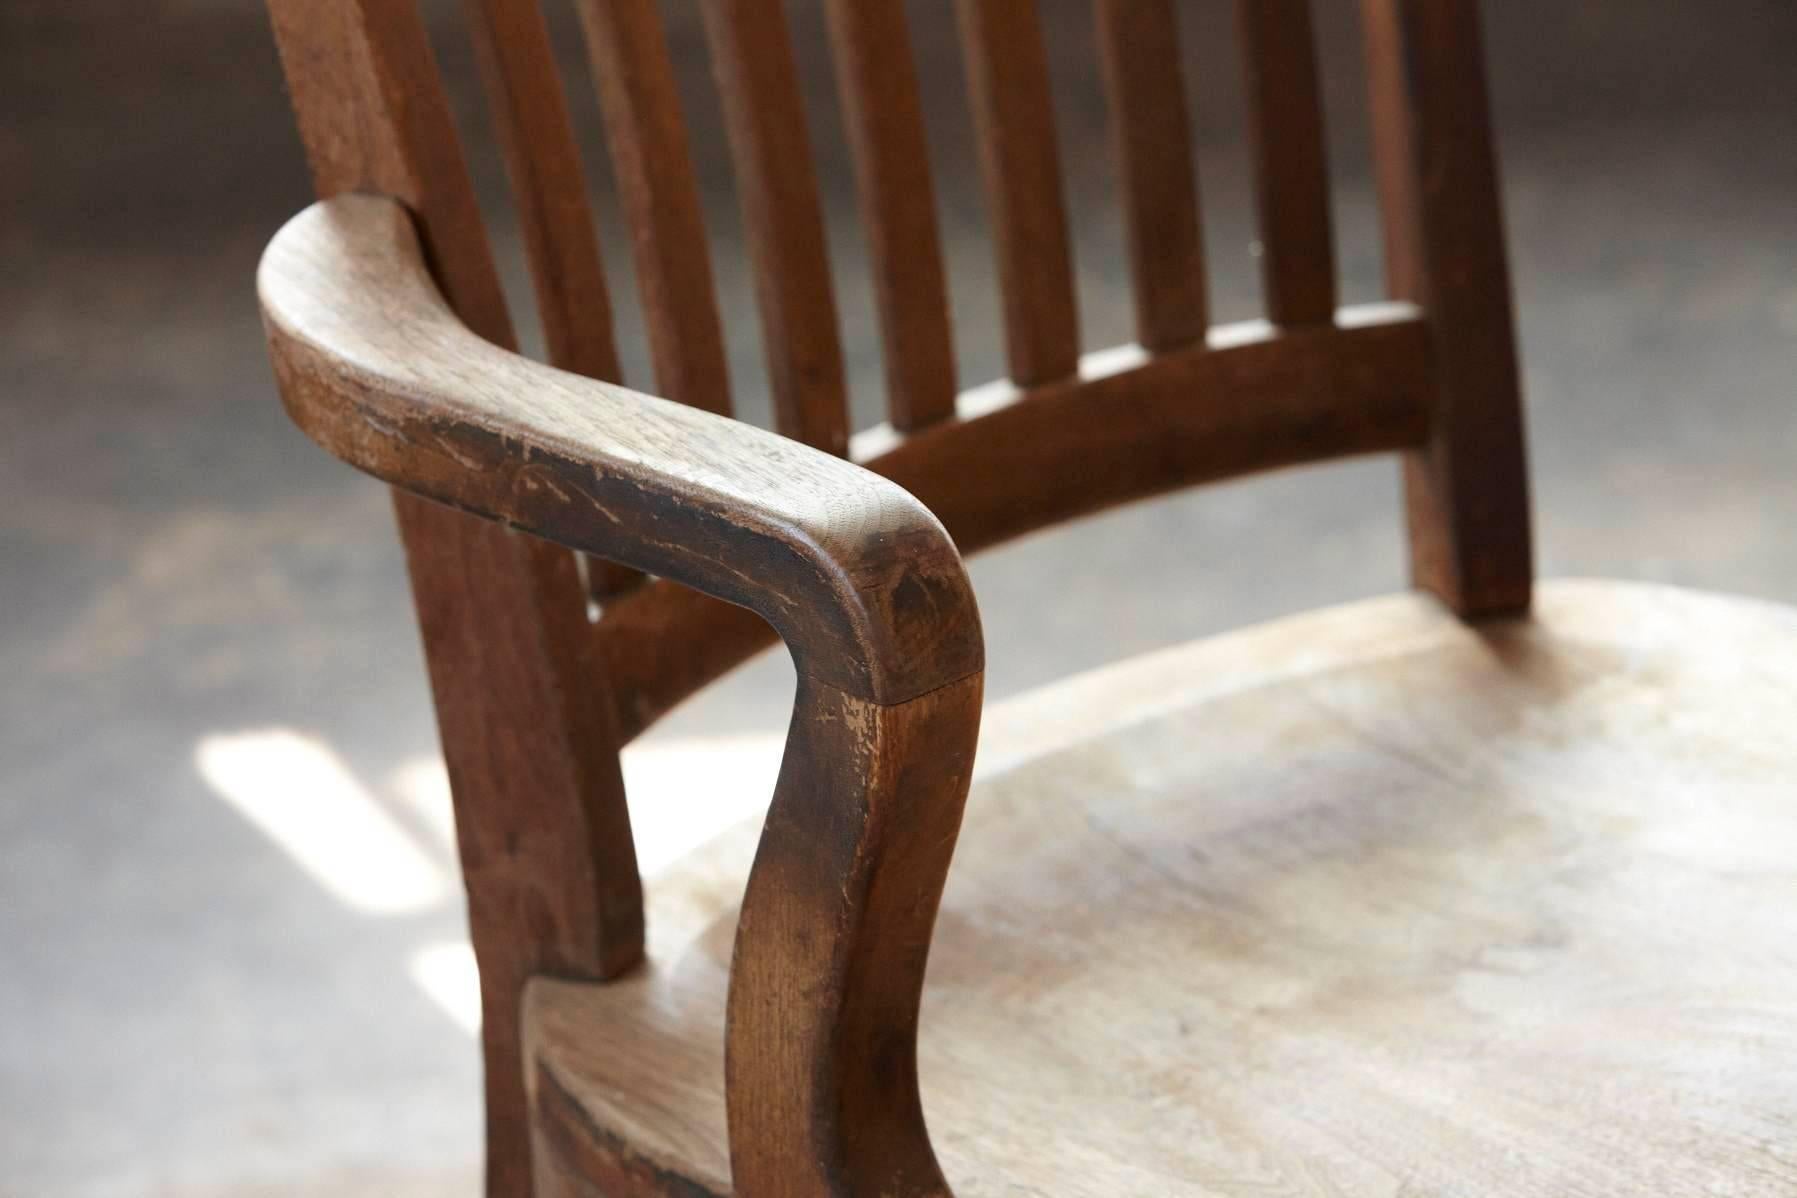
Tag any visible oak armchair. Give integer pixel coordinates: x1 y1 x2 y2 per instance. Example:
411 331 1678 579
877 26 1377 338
257 1 1797 1194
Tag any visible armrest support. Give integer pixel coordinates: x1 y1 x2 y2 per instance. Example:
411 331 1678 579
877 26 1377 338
259 193 981 1194
258 194 981 705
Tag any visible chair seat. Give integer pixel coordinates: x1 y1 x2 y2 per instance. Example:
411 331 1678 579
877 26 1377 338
525 579 1797 1196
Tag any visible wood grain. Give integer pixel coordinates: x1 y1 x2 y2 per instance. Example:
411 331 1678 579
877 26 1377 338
263 192 989 1196
596 308 1435 742
530 580 1797 1195
255 2 1561 1190
954 0 1080 385
727 674 981 1196
463 0 618 384
258 193 983 706
700 0 849 454
1364 0 1533 614
823 0 959 430
462 0 640 600
1238 0 1337 326
261 4 639 1195
571 0 731 416
1096 0 1207 351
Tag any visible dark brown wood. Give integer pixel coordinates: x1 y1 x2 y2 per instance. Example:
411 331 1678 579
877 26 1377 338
531 1061 721 1197
571 0 731 415
727 674 981 1195
1238 0 1337 326
596 307 1436 742
394 502 642 1190
462 0 640 600
954 0 1080 385
261 6 641 1197
263 197 986 1197
823 0 959 430
1364 0 1533 614
700 0 850 454
256 1 1548 1190
463 0 618 384
259 195 984 706
1096 0 1207 351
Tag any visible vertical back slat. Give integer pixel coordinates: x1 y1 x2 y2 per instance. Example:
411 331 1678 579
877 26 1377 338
263 4 643 1197
464 0 621 382
955 0 1080 386
572 0 732 415
463 0 641 599
700 0 850 454
824 0 958 431
1364 0 1532 614
1096 0 1207 352
1238 0 1337 326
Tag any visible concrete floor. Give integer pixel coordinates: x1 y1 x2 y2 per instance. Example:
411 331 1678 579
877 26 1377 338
3 1 1795 1193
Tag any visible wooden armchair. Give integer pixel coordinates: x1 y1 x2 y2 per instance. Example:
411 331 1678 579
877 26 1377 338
257 1 1797 1194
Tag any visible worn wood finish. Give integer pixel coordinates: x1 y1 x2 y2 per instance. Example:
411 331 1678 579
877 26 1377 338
530 580 1797 1196
596 309 1435 742
255 1 1570 1191
1095 0 1207 351
700 0 849 454
571 0 730 415
954 0 1080 385
1238 0 1337 326
393 500 642 1189
823 0 958 430
260 194 982 704
462 0 640 600
1364 0 1533 614
728 674 981 1196
262 192 986 1196
261 6 639 1195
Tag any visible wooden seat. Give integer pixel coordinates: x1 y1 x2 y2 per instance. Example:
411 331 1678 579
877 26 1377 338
528 580 1797 1196
256 0 1794 1193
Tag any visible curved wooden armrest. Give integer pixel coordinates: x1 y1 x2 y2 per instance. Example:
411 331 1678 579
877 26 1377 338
259 193 982 1194
258 193 981 707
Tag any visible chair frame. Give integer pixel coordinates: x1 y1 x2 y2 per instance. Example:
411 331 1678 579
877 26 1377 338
258 1 1530 1193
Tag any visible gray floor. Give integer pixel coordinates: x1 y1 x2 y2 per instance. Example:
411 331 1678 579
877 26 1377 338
4 2 1796 1194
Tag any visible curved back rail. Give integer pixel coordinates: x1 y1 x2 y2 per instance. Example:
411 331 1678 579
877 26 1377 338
601 306 1434 739
261 1 1529 1194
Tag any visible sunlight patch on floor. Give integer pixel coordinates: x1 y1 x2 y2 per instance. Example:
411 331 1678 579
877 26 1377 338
409 940 482 1035
195 728 450 914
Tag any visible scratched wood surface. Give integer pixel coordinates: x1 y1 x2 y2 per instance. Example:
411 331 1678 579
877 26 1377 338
261 7 645 1195
251 1 1574 1193
530 580 1797 1196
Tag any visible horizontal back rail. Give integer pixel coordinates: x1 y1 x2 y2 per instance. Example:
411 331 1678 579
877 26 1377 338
597 306 1435 741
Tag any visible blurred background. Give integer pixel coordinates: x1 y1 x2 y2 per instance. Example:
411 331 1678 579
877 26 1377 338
4 1 1795 1193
